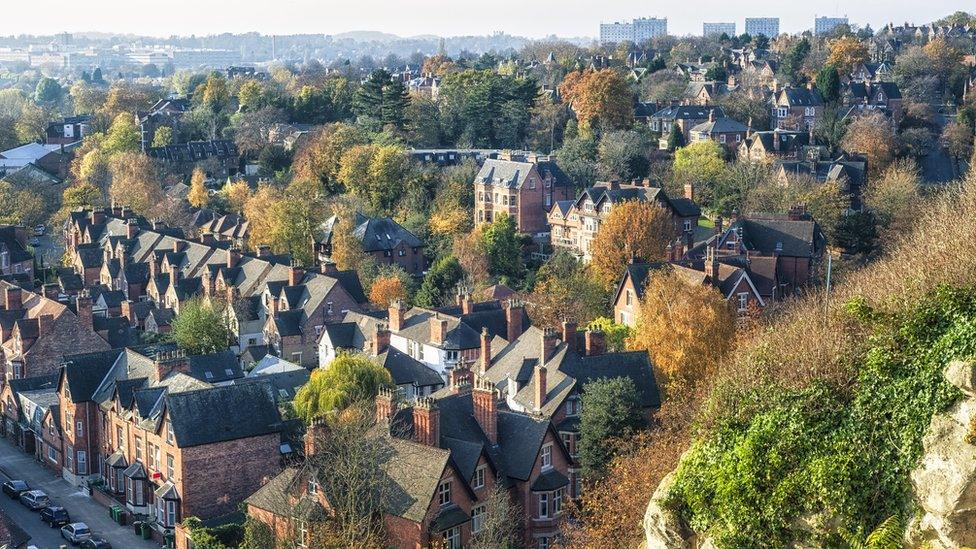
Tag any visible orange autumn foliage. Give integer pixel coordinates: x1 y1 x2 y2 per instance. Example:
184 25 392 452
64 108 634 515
369 275 408 308
588 200 672 291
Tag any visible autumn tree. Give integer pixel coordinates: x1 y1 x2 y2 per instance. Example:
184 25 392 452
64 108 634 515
369 270 409 308
672 140 728 206
102 113 141 155
527 252 607 328
841 111 896 173
481 213 525 282
171 298 230 354
826 35 868 75
221 179 251 213
558 69 633 133
942 121 974 175
452 228 491 290
293 354 392 421
188 167 209 208
0 182 45 227
151 126 173 147
292 123 368 195
864 159 922 238
589 201 672 290
628 270 735 385
108 152 165 217
587 317 632 353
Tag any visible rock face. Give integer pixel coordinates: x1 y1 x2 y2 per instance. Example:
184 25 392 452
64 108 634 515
910 361 976 549
643 471 692 549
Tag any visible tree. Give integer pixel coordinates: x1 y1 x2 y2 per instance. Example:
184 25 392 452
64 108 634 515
0 183 45 227
62 182 103 210
578 377 646 479
151 126 173 147
841 111 896 173
469 484 522 549
863 159 922 238
15 103 47 143
558 69 633 132
34 77 63 105
597 130 650 181
170 299 230 354
364 145 409 212
481 213 525 282
187 168 209 208
293 123 368 195
381 78 409 129
70 81 107 114
629 270 735 384
833 210 879 255
369 272 409 308
415 256 463 308
673 140 727 193
453 228 491 290
221 179 251 213
527 251 607 328
815 65 841 104
666 122 685 151
942 121 974 175
589 200 672 290
587 317 632 353
108 152 165 217
293 354 392 421
102 113 141 155
826 36 868 75
780 39 812 84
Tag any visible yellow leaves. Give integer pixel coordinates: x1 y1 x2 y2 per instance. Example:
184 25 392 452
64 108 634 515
589 200 672 291
557 69 633 132
222 179 252 214
429 206 469 236
368 275 408 308
187 168 209 209
826 36 869 75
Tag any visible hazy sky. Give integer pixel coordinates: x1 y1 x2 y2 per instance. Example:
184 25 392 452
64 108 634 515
4 1 973 39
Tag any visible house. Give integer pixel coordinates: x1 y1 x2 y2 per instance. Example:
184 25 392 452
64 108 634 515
59 346 285 542
46 115 90 145
689 111 750 151
0 142 73 179
0 373 58 460
315 213 427 276
0 509 31 549
842 81 903 121
0 282 110 381
547 180 701 261
648 105 725 142
686 81 729 105
472 151 576 236
190 209 249 248
145 140 240 180
777 154 868 208
850 61 894 83
0 226 33 279
738 129 810 162
137 97 191 150
771 84 824 130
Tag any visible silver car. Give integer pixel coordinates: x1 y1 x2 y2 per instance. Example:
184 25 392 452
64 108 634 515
61 522 92 545
19 490 50 510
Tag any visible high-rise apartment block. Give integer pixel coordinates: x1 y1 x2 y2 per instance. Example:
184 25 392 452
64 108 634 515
600 17 668 44
744 17 780 38
703 22 736 36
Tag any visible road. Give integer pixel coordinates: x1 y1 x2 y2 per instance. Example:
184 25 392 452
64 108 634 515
0 438 159 549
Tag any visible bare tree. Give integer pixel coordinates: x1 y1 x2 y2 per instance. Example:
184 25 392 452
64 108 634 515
469 483 523 549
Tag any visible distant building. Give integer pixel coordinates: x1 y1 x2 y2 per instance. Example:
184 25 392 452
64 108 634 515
744 17 780 38
600 17 667 44
815 16 849 35
703 22 736 36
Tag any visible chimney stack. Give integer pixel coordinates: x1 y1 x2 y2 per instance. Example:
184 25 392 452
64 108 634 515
534 365 547 411
4 286 22 310
199 233 216 246
479 327 492 373
153 349 189 382
430 315 448 345
461 292 473 315
375 387 398 424
448 365 472 393
227 247 242 268
561 321 578 352
412 397 440 447
584 329 606 356
389 300 406 332
320 260 339 275
121 300 136 326
173 240 186 253
304 417 329 456
75 294 93 331
773 129 781 152
372 322 390 355
472 375 498 444
504 299 525 342
42 283 59 301
704 244 719 280
540 328 558 364
288 265 305 286
684 183 694 201
126 220 138 239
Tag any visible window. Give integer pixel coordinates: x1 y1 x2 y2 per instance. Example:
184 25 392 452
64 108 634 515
554 488 564 515
166 454 174 479
528 177 536 189
77 451 87 475
472 504 486 533
116 426 124 449
291 352 302 363
736 134 742 142
153 445 161 471
539 536 551 549
166 500 177 527
295 521 308 549
308 478 318 495
625 289 633 306
561 432 573 457
683 220 692 232
326 301 334 315
135 437 143 460
472 465 486 490
437 480 451 507
48 446 57 462
66 446 73 470
444 526 461 549
541 443 552 470
738 293 749 312
538 492 550 518
719 134 726 143
166 422 174 444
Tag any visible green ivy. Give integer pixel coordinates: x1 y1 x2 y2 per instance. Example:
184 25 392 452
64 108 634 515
666 286 972 547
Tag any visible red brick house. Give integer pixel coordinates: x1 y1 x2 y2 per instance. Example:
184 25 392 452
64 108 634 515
771 83 824 130
473 151 575 236
0 226 33 280
315 213 427 275
689 111 750 152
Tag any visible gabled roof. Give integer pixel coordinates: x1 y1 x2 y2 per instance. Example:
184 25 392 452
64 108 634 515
165 382 282 447
730 217 824 258
691 117 749 134
651 105 725 121
379 347 444 388
61 349 125 403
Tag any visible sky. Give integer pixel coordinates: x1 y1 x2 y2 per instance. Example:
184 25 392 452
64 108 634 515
3 0 973 39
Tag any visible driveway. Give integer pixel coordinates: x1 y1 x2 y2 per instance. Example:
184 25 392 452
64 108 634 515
0 438 159 548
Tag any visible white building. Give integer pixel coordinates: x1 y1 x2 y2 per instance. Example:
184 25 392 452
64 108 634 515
745 17 780 38
815 16 849 35
703 22 736 36
600 17 667 44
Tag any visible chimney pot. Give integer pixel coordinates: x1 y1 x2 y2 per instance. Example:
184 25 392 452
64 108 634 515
584 329 606 356
389 300 406 332
561 321 578 352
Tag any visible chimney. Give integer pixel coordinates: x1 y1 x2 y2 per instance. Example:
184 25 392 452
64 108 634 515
372 322 390 355
149 256 159 279
705 244 719 280
225 284 238 305
561 321 578 352
42 283 59 301
533 365 547 411
504 299 524 342
90 210 106 225
257 245 271 258
153 349 188 382
412 397 440 447
320 260 338 275
715 216 724 237
584 329 606 356
448 365 472 393
455 291 463 307
269 295 280 316
126 220 138 239
472 375 498 444
684 183 694 201
227 247 241 268
121 300 136 326
389 300 406 332
375 387 398 424
288 266 305 286
773 129 781 152
75 294 93 331
708 109 716 123
38 314 55 336
304 417 329 456
430 315 448 345
168 261 180 282
772 79 780 94
479 327 492 373
461 292 473 315
4 286 22 311
540 328 558 364
173 240 186 253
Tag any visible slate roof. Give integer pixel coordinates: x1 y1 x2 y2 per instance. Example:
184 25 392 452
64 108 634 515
733 217 824 258
651 105 725 121
187 350 244 384
379 347 444 388
375 432 452 522
691 117 749 134
0 226 33 265
61 349 124 403
475 158 573 189
146 140 239 162
496 410 552 481
777 87 823 107
351 214 424 253
165 382 282 447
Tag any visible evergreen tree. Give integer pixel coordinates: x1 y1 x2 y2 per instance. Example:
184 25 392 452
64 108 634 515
92 67 104 83
666 122 685 151
816 65 842 104
415 256 463 308
381 78 409 129
353 69 389 123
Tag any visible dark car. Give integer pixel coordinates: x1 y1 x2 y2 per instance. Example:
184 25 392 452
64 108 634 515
40 506 71 527
80 538 112 549
1 480 29 499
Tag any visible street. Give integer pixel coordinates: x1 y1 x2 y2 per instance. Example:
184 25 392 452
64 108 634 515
0 438 158 549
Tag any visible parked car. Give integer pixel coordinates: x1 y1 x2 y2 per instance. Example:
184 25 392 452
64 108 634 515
34 224 45 236
80 538 112 549
2 480 29 499
40 505 71 527
61 522 92 545
19 490 50 510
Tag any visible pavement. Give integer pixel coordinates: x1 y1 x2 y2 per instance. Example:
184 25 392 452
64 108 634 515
0 438 159 549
